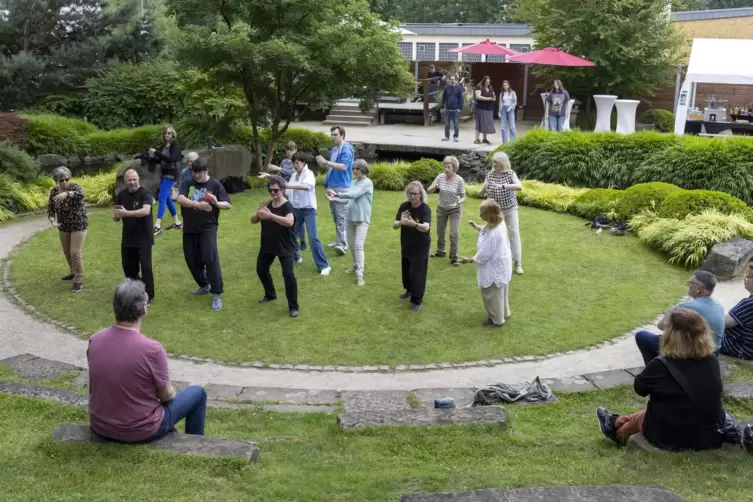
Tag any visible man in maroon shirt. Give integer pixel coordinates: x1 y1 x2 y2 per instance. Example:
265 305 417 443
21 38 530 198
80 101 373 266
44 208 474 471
87 279 207 443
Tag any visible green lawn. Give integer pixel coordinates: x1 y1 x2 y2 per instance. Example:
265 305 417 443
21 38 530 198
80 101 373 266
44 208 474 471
9 190 689 365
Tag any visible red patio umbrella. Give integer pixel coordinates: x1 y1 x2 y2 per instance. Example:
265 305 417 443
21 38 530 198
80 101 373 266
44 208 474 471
449 39 519 57
506 47 595 67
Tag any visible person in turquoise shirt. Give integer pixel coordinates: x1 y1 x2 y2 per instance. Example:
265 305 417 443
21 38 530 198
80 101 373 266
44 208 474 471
635 270 725 364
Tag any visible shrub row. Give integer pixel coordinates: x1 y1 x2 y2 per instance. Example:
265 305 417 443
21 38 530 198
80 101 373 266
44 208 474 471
367 159 444 190
641 109 675 133
497 129 753 204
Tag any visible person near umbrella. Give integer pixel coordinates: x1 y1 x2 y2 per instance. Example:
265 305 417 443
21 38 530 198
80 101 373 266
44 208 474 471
441 75 464 143
546 80 570 132
499 80 517 143
47 166 88 292
474 76 496 144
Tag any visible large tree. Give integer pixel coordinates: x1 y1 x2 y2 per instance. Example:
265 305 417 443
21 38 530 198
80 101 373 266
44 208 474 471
167 0 414 171
516 0 682 105
370 0 519 23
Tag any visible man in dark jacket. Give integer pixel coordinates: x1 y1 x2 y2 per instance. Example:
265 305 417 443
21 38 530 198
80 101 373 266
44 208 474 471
441 76 464 142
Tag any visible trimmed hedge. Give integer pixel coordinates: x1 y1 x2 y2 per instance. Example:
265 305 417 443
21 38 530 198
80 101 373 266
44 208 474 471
231 127 332 159
658 189 752 220
84 126 163 156
613 182 681 220
22 114 95 157
641 109 675 133
404 158 443 187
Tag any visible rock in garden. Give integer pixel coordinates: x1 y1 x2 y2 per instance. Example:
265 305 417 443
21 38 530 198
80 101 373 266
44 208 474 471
700 237 753 280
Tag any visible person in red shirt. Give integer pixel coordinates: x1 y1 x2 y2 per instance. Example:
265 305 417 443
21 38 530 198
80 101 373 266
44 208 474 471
87 279 207 443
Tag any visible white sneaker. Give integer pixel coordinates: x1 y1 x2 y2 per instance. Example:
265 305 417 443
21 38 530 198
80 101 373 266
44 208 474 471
345 267 355 274
320 267 331 276
296 257 303 264
334 246 346 256
515 263 524 275
327 242 337 248
357 277 365 286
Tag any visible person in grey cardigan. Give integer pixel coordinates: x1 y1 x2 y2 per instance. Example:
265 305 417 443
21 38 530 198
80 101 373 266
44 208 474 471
499 80 517 143
326 159 374 286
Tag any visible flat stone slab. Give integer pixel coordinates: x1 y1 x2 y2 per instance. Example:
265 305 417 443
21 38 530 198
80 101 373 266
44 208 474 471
0 354 82 381
265 404 335 414
542 377 597 393
724 380 753 399
338 406 506 429
625 367 646 377
71 371 89 388
237 387 339 405
401 486 684 501
204 383 243 399
0 381 88 407
583 370 635 390
413 388 475 409
341 390 410 413
52 424 259 463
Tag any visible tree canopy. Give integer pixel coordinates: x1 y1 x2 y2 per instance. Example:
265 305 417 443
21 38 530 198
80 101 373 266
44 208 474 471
369 0 519 23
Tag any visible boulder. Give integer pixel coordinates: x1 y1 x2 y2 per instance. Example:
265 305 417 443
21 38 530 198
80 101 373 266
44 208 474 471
701 237 753 280
401 486 684 501
37 154 68 169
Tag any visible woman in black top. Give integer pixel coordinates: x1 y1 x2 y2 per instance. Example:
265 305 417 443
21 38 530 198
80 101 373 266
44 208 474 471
597 308 727 451
151 125 183 235
47 166 88 292
474 76 496 145
251 175 299 318
393 181 431 312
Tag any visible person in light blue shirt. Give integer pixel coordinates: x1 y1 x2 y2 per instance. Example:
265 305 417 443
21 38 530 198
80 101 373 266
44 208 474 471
635 270 725 365
316 125 354 256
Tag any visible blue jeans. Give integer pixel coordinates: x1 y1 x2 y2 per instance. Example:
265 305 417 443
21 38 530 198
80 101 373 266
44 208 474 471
445 109 460 139
294 208 330 271
500 108 516 143
157 177 177 220
635 330 661 366
548 114 566 132
151 385 207 439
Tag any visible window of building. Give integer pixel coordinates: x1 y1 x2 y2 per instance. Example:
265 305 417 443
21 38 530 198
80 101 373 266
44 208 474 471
510 44 532 53
438 43 459 61
398 42 413 60
460 43 482 62
416 43 435 61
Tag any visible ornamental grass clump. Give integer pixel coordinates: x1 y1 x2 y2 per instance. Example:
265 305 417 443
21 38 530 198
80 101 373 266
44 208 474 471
78 171 117 205
518 179 586 212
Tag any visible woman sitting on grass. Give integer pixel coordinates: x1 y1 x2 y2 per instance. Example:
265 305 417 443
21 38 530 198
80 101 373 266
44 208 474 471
597 308 753 452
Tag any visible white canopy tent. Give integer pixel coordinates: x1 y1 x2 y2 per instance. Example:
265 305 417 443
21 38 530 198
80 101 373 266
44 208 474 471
674 38 753 134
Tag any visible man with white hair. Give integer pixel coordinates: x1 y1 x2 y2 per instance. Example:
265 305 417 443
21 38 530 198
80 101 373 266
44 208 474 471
114 169 155 304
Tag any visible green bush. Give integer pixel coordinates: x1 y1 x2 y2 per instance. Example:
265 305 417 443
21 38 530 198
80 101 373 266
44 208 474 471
641 109 675 133
614 182 681 219
571 188 623 219
369 161 409 191
405 158 443 187
0 142 39 182
231 127 331 161
658 189 752 220
78 170 117 204
175 116 235 150
22 114 96 156
518 180 586 212
84 125 163 156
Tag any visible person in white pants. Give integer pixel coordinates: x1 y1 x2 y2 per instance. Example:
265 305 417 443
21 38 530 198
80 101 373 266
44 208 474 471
479 151 523 275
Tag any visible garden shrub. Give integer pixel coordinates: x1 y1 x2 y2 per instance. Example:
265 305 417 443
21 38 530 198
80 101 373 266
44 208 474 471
466 184 484 199
78 170 117 204
370 162 409 191
0 112 28 148
405 158 443 187
84 125 163 156
613 182 681 219
518 180 586 212
0 174 46 215
571 188 623 219
641 109 675 133
175 115 235 150
231 127 331 159
659 189 752 220
0 142 40 182
22 114 96 156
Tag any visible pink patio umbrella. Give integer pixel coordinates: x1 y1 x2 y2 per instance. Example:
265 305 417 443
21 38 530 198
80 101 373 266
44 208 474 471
505 47 595 67
449 39 520 57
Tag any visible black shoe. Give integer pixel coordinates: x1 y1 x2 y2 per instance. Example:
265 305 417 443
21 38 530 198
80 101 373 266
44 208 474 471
399 291 411 300
482 319 503 327
596 407 619 444
451 259 460 267
289 309 299 318
430 252 446 258
258 296 276 304
71 283 83 293
411 303 423 312
743 424 753 454
61 274 74 281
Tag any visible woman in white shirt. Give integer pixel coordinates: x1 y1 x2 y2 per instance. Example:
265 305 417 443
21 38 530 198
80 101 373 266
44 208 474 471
499 80 517 143
460 199 513 327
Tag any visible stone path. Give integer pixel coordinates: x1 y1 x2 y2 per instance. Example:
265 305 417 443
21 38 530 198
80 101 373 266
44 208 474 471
0 216 747 391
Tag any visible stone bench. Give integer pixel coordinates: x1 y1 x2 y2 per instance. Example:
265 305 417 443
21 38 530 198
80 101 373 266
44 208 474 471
52 424 259 463
338 406 506 430
401 485 684 501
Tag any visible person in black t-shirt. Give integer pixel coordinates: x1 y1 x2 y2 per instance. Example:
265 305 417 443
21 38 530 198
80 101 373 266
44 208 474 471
176 158 232 311
114 169 155 303
393 181 432 312
251 175 299 318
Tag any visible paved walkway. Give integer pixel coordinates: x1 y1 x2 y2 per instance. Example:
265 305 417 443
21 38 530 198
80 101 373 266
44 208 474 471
0 217 745 391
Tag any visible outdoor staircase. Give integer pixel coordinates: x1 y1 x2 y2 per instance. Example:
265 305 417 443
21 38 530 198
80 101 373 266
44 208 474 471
323 98 377 126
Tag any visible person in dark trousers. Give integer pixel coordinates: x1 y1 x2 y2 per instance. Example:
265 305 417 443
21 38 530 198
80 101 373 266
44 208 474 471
114 169 155 304
441 75 464 142
176 158 232 311
251 175 299 318
393 181 432 312
151 125 183 235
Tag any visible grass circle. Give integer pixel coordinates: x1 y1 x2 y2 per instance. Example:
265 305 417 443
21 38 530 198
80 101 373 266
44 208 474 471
9 190 687 366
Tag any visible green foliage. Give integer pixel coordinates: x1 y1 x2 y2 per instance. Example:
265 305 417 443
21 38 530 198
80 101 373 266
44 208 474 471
370 0 518 22
0 142 40 182
518 180 586 212
404 158 443 187
0 112 28 147
175 116 236 150
571 188 623 219
659 190 752 220
84 126 163 156
21 114 95 157
614 182 680 220
78 171 117 205
369 162 409 191
641 109 675 133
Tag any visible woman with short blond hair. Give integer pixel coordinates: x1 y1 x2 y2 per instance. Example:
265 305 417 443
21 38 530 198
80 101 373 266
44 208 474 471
461 199 512 327
427 155 466 266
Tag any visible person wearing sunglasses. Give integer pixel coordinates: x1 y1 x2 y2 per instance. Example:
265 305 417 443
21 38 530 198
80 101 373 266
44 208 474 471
48 166 88 292
252 175 299 318
176 158 232 311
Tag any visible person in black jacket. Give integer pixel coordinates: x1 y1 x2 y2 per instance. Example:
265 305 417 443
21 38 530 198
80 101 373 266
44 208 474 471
597 308 732 451
441 75 464 142
151 125 183 235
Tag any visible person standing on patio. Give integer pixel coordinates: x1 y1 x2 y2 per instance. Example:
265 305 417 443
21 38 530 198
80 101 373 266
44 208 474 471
427 155 466 267
546 80 570 132
474 76 496 144
441 75 464 143
316 125 353 256
499 80 517 143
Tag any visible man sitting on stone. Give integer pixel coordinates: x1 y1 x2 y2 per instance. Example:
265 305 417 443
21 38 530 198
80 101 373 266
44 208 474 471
87 279 207 443
720 263 753 360
635 270 724 365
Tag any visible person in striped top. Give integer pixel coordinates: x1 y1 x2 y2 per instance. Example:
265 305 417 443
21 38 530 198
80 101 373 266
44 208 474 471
720 264 753 360
427 156 466 266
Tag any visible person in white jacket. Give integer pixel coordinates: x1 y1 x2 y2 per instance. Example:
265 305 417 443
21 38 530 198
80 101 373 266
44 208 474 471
460 199 513 327
499 80 517 143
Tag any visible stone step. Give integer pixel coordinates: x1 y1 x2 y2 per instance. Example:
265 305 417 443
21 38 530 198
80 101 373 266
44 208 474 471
0 381 88 407
52 424 260 463
337 406 506 429
329 106 377 116
322 119 373 127
401 486 684 501
324 115 374 124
